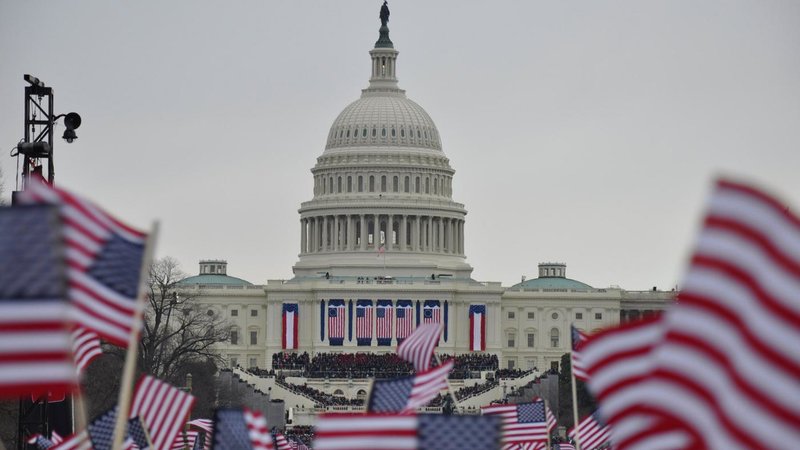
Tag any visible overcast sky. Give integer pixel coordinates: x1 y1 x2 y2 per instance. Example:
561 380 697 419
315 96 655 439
2 1 799 290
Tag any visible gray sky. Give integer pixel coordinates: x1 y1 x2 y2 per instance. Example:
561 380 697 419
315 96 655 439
2 1 799 290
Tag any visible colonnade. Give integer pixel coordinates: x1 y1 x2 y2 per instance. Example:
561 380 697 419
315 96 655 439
300 213 465 255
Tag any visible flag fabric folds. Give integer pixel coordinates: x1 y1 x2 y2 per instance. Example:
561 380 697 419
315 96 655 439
570 325 588 381
27 434 55 450
583 178 800 449
368 360 454 413
19 178 149 348
171 431 198 450
482 399 556 448
355 300 373 345
130 375 196 450
314 413 502 450
469 304 486 351
327 300 345 345
72 326 103 375
0 205 77 398
281 304 298 350
51 431 91 450
274 433 291 450
568 412 610 450
396 300 413 343
397 322 441 371
376 300 393 345
88 407 126 450
211 408 274 450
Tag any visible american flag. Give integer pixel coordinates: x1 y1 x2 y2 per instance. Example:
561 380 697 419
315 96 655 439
0 205 77 398
327 301 345 344
396 302 413 343
211 408 274 450
87 407 145 450
397 322 441 371
587 179 800 449
187 419 212 450
72 327 102 375
568 412 610 450
18 177 149 348
274 433 291 450
130 375 196 450
570 325 589 381
422 301 441 324
554 444 576 450
171 431 198 450
51 431 91 450
314 413 501 450
376 301 393 345
51 431 64 445
282 304 298 350
469 304 486 351
27 434 55 450
368 360 454 413
482 399 556 448
355 301 373 343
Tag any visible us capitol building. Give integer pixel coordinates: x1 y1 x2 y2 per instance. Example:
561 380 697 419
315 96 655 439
178 8 673 375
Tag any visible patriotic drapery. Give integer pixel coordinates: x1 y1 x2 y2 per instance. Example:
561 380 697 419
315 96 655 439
19 177 148 348
327 300 345 346
0 205 77 398
396 300 413 344
469 304 486 352
355 300 373 345
376 300 393 346
281 304 298 350
422 300 441 324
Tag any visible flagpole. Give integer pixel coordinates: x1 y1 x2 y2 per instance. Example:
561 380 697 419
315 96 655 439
73 389 88 432
544 399 552 450
570 370 582 450
111 222 159 450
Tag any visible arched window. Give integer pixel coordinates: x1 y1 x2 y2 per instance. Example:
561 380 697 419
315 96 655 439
337 177 342 193
230 327 240 345
382 128 387 137
356 389 367 400
333 389 344 397
358 175 363 192
372 127 377 137
400 128 405 138
362 128 367 137
393 176 399 192
425 177 430 194
404 176 410 193
391 128 396 137
433 178 438 195
329 177 333 194
415 177 420 193
347 176 352 192
381 175 387 192
369 176 375 192
550 328 560 348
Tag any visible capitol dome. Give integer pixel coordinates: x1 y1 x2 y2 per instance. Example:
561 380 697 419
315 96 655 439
293 5 472 279
325 96 442 152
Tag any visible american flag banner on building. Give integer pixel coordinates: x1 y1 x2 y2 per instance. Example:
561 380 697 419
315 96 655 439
355 299 373 345
587 179 800 450
327 300 345 345
570 325 589 381
469 304 486 351
481 399 556 448
397 322 441 371
18 178 149 348
368 360 454 413
130 375 196 450
376 300 393 346
314 413 502 450
422 300 441 324
396 300 413 343
281 303 298 350
72 326 102 375
0 205 77 398
211 408 274 450
568 412 610 450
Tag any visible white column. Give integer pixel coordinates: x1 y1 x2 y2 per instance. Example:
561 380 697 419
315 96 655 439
360 214 367 251
310 217 317 253
460 220 465 255
322 216 328 251
400 215 407 251
300 219 307 254
387 214 394 251
438 218 444 253
333 215 339 251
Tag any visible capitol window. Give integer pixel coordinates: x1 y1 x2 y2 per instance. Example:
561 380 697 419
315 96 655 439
527 312 535 319
507 332 515 348
400 128 405 137
381 175 387 192
362 128 367 137
347 176 352 192
576 312 583 320
230 330 239 345
358 176 363 192
550 328 559 348
382 127 386 137
527 333 535 348
391 128 396 137
508 311 515 319
372 127 377 137
369 176 375 192
231 309 238 317
250 331 257 345
595 313 603 320
393 176 399 192
552 312 558 320
404 176 410 192
251 309 258 317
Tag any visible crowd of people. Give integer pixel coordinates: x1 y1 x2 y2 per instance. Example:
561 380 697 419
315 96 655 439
276 376 364 406
283 426 314 446
453 378 500 401
495 368 534 379
270 352 502 379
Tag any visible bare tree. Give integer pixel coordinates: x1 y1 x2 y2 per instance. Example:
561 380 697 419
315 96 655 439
138 257 230 384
